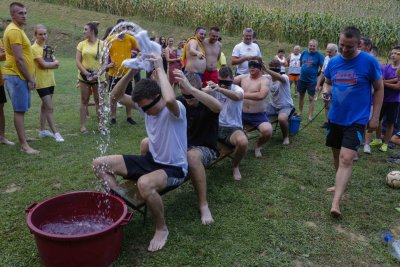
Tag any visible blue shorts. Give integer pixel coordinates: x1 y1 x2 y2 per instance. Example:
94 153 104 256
242 112 270 128
3 75 31 112
184 71 203 81
297 80 316 96
123 152 186 189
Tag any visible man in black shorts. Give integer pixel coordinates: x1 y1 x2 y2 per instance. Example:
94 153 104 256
93 54 187 252
175 70 221 225
322 26 383 217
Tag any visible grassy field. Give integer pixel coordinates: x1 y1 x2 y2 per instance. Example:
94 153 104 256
1 1 400 266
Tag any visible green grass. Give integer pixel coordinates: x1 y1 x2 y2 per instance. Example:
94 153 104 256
1 1 400 266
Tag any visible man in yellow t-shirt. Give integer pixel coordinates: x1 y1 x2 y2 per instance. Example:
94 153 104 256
106 20 139 125
0 39 15 145
2 2 38 154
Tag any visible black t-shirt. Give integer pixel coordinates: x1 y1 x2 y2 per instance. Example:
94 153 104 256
177 96 219 152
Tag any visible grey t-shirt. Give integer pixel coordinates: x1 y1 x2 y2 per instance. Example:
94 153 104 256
268 74 294 109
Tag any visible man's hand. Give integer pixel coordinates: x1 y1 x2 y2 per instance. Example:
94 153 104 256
173 69 192 95
368 116 379 130
28 79 36 90
148 53 163 69
197 51 205 60
321 92 331 102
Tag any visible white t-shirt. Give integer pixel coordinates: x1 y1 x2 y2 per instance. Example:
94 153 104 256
322 55 331 73
139 101 188 175
216 84 244 128
268 74 294 109
288 53 301 75
232 42 261 75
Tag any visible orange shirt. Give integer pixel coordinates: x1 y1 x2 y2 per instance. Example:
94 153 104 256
106 34 138 77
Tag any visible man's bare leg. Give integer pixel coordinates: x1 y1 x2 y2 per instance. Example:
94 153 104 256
278 113 289 145
308 95 314 121
187 149 214 225
298 92 305 117
92 155 128 190
14 112 39 154
137 170 169 252
230 130 248 180
255 122 272 158
330 147 356 217
327 148 340 192
0 104 14 145
384 123 394 145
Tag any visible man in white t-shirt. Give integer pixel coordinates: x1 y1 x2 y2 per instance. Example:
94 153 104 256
264 59 294 145
93 54 187 253
231 28 262 75
210 67 248 181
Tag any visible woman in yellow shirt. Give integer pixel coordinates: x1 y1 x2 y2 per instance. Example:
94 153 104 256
32 24 64 142
75 22 105 134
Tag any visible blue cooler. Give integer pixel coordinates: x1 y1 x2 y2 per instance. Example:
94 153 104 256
289 117 301 135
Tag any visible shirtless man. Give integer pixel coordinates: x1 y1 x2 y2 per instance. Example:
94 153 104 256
234 59 271 157
184 27 206 80
202 27 221 87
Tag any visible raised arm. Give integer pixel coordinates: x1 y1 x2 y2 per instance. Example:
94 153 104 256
174 69 221 113
110 69 138 109
151 54 181 116
262 64 286 83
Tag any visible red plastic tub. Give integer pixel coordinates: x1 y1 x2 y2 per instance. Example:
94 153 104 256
26 191 133 267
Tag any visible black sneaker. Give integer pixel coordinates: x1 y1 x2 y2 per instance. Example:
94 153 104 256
110 118 117 125
320 122 329 129
127 117 136 125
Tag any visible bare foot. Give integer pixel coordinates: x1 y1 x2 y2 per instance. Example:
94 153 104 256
0 138 15 145
148 228 169 252
282 137 290 145
255 147 262 158
326 186 335 192
330 206 342 218
21 146 40 155
200 205 214 225
233 167 242 181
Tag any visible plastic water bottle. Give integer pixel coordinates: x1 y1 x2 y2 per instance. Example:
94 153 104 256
382 230 400 261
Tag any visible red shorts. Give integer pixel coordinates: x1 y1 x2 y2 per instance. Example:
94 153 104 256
202 69 218 87
288 74 300 81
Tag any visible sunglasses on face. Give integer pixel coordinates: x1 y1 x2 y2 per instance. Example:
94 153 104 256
141 95 161 112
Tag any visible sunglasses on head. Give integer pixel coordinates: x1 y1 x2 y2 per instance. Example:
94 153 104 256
141 95 161 112
248 61 262 69
218 80 233 87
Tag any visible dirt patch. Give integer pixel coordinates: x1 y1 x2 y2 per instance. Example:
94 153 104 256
5 183 21 193
305 221 318 228
334 225 367 242
52 183 62 189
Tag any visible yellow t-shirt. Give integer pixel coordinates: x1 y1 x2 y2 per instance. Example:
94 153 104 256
2 22 34 80
106 34 138 77
76 39 105 82
0 39 4 86
31 42 55 89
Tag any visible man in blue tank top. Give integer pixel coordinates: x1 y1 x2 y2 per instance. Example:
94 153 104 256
322 26 383 218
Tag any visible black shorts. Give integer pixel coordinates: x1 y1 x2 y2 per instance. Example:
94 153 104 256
37 86 54 98
325 122 365 151
0 85 6 104
218 126 243 147
108 76 133 95
122 152 186 189
380 102 399 124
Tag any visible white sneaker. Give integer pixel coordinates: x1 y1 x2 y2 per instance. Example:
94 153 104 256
38 130 54 138
363 144 371 154
117 102 123 108
54 132 64 142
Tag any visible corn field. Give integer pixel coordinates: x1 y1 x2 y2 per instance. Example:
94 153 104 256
33 0 399 53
